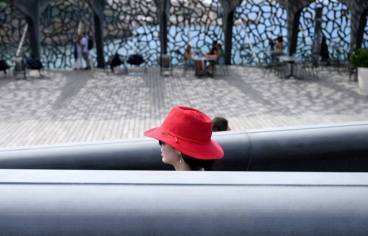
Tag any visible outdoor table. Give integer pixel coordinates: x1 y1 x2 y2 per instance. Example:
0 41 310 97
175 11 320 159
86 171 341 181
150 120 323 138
192 54 218 77
278 55 297 79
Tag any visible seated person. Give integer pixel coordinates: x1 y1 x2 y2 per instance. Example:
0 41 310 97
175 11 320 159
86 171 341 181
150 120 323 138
217 43 225 64
271 36 285 64
110 53 123 72
206 42 220 76
274 36 284 54
26 57 43 70
0 60 10 74
183 44 193 66
127 54 145 66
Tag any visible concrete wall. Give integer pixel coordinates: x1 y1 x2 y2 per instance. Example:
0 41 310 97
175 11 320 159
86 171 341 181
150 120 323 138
10 0 368 66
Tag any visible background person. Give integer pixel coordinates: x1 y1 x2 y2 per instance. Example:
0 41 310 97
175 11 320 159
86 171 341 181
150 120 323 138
271 36 285 65
80 32 91 70
144 106 224 171
212 117 230 132
274 36 284 54
184 44 192 65
0 59 10 74
217 43 225 59
206 41 220 76
73 34 83 70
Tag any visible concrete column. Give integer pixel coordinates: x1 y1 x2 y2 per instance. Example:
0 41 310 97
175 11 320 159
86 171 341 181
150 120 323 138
284 0 314 56
312 7 323 60
89 0 106 68
356 11 368 49
14 0 50 59
347 0 368 50
154 0 170 57
25 15 40 59
287 9 300 56
220 0 240 65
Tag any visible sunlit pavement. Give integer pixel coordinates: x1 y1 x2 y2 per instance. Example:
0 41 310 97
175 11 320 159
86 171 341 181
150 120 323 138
0 66 367 148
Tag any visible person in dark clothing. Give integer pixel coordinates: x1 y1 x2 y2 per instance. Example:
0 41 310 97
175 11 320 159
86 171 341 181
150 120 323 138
110 53 123 72
0 60 10 74
269 38 275 51
212 117 230 132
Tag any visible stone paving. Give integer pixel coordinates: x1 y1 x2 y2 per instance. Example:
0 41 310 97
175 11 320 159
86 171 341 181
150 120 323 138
0 66 367 148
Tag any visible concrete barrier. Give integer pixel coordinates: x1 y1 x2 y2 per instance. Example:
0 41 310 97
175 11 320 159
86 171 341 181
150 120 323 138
0 122 368 171
0 170 367 235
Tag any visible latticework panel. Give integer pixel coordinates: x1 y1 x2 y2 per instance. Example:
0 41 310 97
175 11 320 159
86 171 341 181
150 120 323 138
297 0 351 62
233 0 287 65
0 4 29 64
40 0 94 69
104 0 159 66
168 0 224 65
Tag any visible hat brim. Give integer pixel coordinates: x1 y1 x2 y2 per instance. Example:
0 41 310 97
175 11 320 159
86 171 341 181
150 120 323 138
144 127 224 160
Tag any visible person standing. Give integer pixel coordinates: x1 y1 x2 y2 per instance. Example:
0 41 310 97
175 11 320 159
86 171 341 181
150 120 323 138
73 34 83 70
80 32 91 70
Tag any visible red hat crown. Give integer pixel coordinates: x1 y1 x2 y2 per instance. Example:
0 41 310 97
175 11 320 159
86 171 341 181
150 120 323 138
161 106 212 144
144 106 224 160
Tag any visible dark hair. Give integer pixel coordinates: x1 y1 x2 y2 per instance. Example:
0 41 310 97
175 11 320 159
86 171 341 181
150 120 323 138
212 117 229 132
185 45 191 53
181 154 216 171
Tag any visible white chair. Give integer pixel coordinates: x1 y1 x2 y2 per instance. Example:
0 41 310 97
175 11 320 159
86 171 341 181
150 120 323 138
160 54 173 76
217 56 228 75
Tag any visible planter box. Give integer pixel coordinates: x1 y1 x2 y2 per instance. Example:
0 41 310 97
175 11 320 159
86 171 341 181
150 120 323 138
358 67 368 95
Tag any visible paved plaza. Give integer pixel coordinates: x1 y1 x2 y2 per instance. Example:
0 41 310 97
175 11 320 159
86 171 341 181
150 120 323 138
0 66 367 148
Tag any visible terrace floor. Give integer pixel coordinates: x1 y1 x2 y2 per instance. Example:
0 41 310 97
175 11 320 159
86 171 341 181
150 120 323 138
0 66 367 148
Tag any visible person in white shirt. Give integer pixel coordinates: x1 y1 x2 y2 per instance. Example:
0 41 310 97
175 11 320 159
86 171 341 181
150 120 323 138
80 32 91 70
73 34 83 70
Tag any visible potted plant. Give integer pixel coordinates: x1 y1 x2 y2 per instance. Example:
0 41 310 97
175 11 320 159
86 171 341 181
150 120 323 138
350 48 368 95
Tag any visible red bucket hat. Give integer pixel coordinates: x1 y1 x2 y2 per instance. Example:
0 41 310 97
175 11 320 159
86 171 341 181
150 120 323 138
144 106 224 160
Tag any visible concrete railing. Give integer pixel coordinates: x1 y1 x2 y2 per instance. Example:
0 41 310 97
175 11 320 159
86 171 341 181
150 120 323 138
0 122 368 171
0 170 368 235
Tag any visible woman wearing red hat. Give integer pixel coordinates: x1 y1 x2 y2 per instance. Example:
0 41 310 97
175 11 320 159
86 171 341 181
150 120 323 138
144 106 224 171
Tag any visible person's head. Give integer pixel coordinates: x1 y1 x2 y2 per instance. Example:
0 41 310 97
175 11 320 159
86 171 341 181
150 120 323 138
185 44 192 53
212 117 230 132
144 106 224 171
277 36 283 43
212 40 218 48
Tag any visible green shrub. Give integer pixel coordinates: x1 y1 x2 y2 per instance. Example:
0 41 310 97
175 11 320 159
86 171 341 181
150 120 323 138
0 0 8 6
350 48 368 68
